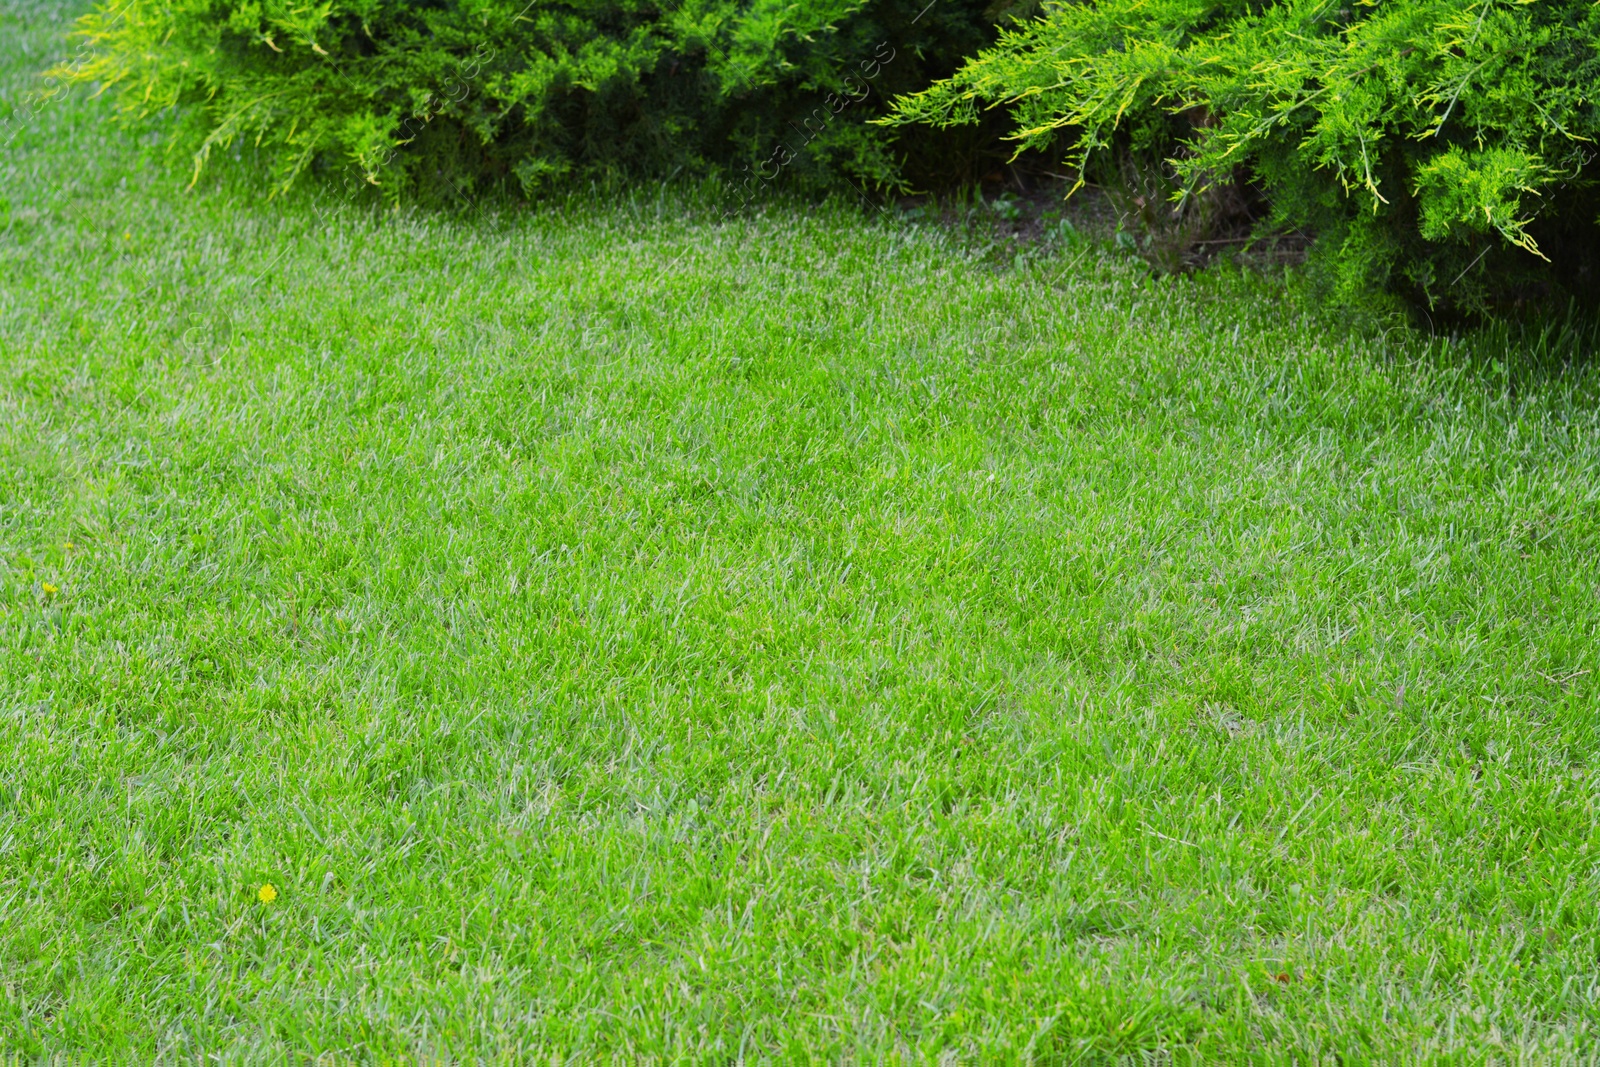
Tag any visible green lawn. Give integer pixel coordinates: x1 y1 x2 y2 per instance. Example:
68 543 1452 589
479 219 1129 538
6 3 1600 1062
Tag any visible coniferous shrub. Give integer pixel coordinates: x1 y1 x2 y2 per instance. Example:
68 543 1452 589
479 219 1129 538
887 0 1600 313
51 0 998 199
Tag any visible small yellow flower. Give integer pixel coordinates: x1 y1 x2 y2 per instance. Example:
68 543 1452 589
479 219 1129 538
258 883 278 904
123 231 131 241
65 541 75 550
41 582 58 595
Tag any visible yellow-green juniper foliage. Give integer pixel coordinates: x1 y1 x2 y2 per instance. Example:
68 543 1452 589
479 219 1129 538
50 0 997 198
889 0 1600 312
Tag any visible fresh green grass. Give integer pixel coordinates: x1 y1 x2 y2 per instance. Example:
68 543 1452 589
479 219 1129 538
6 3 1600 1062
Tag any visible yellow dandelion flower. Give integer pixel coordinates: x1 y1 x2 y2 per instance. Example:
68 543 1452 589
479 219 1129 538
65 541 75 550
123 231 131 241
258 883 278 904
41 582 58 595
